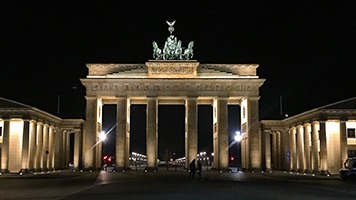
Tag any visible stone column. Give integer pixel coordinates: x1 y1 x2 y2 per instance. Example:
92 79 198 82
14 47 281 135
54 129 64 170
296 125 305 172
217 97 228 170
35 122 44 171
263 130 271 171
83 97 98 170
73 131 82 169
146 97 158 170
66 132 70 168
319 121 328 174
272 132 277 170
28 120 37 171
212 99 219 169
62 131 67 168
289 128 297 171
276 131 281 170
303 123 311 173
1 120 10 173
281 129 290 171
185 97 198 169
48 126 54 170
339 120 347 168
311 121 319 172
43 124 49 171
21 120 30 173
247 98 261 170
116 97 129 170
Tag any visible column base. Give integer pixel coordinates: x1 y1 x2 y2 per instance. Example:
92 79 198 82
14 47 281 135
144 167 158 172
210 167 231 172
20 169 29 174
1 169 9 173
320 170 331 176
115 167 132 172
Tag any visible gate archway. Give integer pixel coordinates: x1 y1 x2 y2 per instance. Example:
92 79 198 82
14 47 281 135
81 61 264 171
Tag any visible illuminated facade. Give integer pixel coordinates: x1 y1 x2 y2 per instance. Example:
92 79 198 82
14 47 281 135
0 97 84 173
81 61 265 171
261 97 356 174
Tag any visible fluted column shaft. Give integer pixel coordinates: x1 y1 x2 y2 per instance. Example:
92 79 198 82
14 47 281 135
146 97 158 169
1 120 10 173
185 97 198 169
28 121 37 170
303 124 311 172
217 97 228 170
83 97 98 169
339 121 348 168
296 125 305 172
35 122 44 171
21 120 30 172
289 128 297 171
116 97 129 170
319 121 328 173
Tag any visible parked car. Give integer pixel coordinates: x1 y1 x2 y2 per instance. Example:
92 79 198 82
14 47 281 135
340 157 356 181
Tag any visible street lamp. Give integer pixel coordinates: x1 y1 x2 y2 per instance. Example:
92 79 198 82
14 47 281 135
99 131 107 141
234 131 242 142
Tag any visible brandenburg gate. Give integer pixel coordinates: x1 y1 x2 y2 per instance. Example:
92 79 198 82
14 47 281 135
80 22 265 171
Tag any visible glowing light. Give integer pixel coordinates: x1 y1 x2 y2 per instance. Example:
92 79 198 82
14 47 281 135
99 131 106 141
234 131 242 142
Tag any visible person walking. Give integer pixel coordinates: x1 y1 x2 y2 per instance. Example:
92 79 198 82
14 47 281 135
189 159 196 179
197 160 202 179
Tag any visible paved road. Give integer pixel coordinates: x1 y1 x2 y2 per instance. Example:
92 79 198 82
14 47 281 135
0 169 355 200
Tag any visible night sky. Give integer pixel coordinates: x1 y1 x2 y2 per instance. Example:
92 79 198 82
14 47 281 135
1 1 354 159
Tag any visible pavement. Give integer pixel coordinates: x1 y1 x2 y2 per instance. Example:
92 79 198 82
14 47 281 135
0 168 355 200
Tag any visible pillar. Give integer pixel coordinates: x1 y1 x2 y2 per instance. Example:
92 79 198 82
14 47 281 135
146 97 158 170
303 123 311 173
48 126 54 170
281 129 290 171
62 131 68 168
1 120 10 173
276 131 281 170
35 122 43 171
28 120 37 171
43 124 49 171
116 97 129 170
289 128 297 171
311 121 319 173
296 125 305 172
21 120 30 173
263 130 271 171
247 98 261 170
217 97 228 170
54 129 64 170
74 130 82 169
83 97 99 170
272 132 277 169
340 120 348 167
319 121 328 174
185 97 198 169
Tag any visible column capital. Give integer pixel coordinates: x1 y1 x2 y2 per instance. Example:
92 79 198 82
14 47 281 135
311 121 319 125
85 96 98 100
303 122 311 127
296 125 303 129
246 96 261 101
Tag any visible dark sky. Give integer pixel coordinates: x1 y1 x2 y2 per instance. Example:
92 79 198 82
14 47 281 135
1 1 354 159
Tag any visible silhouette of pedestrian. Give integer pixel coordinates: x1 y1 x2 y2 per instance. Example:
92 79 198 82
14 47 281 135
189 159 196 179
197 160 202 179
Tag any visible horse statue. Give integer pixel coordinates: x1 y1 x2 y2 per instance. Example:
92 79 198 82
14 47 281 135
183 41 194 60
152 41 162 59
